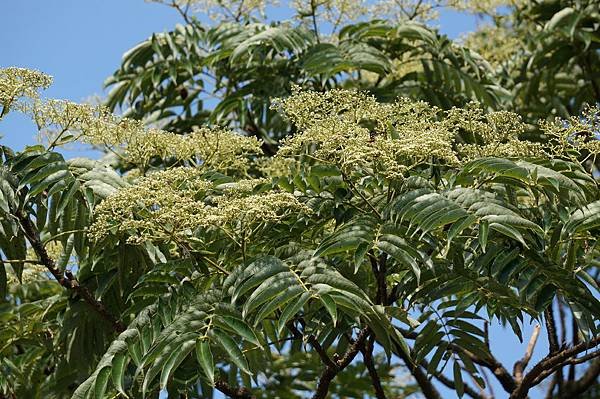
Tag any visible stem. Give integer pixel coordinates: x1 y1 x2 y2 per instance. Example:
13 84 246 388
513 324 541 382
18 213 125 333
311 328 370 399
309 0 320 43
510 334 600 398
361 336 387 399
214 380 254 399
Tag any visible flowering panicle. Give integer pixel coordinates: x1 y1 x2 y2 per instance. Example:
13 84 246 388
90 167 310 244
275 89 555 176
541 105 600 159
89 167 213 244
275 88 458 177
256 155 299 178
447 103 544 160
205 191 312 228
0 68 53 117
146 0 276 21
19 96 262 173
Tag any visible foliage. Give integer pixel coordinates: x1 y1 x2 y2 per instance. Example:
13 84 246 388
103 15 506 151
464 0 600 121
1 59 600 399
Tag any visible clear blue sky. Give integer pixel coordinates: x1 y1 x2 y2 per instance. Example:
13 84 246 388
0 2 550 398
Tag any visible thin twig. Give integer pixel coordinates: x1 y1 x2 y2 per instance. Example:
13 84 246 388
513 324 541 382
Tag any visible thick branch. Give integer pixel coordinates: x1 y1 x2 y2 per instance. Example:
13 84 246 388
544 306 564 395
510 334 600 398
397 326 516 393
215 380 255 399
533 349 600 386
393 343 442 399
545 307 560 354
360 336 387 399
18 214 125 333
311 328 369 399
309 335 337 369
560 358 600 398
513 324 541 382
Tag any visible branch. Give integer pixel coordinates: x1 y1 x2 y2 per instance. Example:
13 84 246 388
533 349 600 386
397 326 516 393
393 342 442 399
308 335 337 370
454 346 516 393
360 336 387 399
560 358 600 398
544 305 564 395
170 0 192 24
18 214 125 333
420 358 487 399
215 380 255 399
311 327 369 399
513 324 541 382
510 334 600 398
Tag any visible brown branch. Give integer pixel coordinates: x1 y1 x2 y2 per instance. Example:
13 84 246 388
309 335 337 370
368 251 387 305
170 0 192 24
544 305 564 395
545 307 560 354
215 380 255 399
311 327 370 399
420 358 487 399
393 343 442 399
18 214 125 333
534 349 600 387
560 358 600 398
568 315 580 381
513 324 541 382
510 334 600 398
360 336 387 399
396 326 516 393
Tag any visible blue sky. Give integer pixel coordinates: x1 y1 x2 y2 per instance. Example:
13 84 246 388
1 2 552 398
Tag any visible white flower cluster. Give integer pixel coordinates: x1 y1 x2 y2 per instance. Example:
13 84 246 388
0 67 52 116
90 167 310 244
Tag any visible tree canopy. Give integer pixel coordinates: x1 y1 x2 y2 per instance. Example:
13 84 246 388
1 1 600 399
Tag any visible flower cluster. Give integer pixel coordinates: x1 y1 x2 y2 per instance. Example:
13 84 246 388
89 167 212 243
275 88 457 177
90 167 310 244
447 103 544 160
20 97 262 173
275 88 552 177
216 178 269 197
461 24 522 67
256 155 298 178
541 105 600 158
205 191 312 228
0 68 53 115
147 0 276 21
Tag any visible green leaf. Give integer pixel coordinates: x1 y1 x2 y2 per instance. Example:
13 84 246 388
160 339 195 388
93 367 110 399
276 291 311 336
454 360 464 398
214 315 262 348
319 293 337 326
111 354 128 396
196 340 214 385
211 330 251 375
479 221 489 252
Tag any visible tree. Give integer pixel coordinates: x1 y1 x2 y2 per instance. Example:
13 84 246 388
1 62 600 399
463 0 600 121
104 1 507 154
